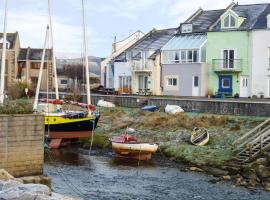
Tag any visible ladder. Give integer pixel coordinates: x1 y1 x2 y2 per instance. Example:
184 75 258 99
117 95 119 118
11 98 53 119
232 118 270 163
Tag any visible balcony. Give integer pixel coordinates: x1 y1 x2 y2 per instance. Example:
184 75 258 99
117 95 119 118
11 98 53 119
212 59 243 72
131 60 153 72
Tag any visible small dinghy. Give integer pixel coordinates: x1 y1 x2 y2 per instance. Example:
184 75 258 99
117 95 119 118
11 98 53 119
165 104 184 114
141 105 159 112
190 127 209 146
110 134 158 160
97 100 115 108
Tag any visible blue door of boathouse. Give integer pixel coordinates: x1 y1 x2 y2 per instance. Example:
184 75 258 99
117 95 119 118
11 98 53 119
218 75 232 96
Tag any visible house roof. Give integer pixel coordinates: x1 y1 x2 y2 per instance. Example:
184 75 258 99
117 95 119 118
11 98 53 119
162 34 207 50
0 32 18 49
114 28 175 61
212 3 270 31
177 9 225 34
18 48 52 61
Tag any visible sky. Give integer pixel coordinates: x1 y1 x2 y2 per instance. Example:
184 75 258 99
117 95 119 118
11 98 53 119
0 0 268 58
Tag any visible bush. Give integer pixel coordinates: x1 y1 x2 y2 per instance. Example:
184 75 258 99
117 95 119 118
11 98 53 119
0 100 33 114
8 81 35 100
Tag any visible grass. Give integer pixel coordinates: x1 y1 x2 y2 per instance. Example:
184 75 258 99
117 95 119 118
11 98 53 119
82 106 266 167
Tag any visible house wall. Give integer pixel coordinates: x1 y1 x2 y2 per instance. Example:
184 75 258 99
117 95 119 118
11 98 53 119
162 63 207 96
207 31 251 96
153 54 162 95
114 62 132 91
251 30 270 98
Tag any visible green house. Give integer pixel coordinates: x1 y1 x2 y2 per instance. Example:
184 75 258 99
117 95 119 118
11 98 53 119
207 3 270 98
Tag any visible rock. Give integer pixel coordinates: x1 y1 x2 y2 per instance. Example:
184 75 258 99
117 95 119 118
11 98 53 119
206 167 228 177
248 173 260 187
190 167 204 172
222 175 231 180
0 180 23 191
265 183 270 192
236 176 248 186
256 165 270 179
254 158 268 165
0 169 14 181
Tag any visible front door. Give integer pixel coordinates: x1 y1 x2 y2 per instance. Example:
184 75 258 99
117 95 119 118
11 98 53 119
192 76 199 96
218 75 232 95
240 76 249 97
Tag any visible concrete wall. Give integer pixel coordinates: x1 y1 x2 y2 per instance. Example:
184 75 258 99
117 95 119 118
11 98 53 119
162 63 208 96
251 30 270 98
92 94 270 116
0 114 44 177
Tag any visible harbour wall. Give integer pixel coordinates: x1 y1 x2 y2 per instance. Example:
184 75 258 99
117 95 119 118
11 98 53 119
91 94 270 117
0 114 44 177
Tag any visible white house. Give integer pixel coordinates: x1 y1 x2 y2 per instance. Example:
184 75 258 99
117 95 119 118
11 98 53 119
251 13 270 98
100 31 144 88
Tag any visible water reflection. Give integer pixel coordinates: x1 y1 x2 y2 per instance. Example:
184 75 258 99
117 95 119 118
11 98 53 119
109 156 156 168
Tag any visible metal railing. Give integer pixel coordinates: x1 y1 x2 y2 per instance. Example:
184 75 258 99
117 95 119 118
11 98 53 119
212 59 243 72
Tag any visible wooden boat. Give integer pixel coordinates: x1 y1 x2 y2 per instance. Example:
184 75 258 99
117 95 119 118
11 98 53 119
141 105 159 112
110 134 158 161
190 127 209 146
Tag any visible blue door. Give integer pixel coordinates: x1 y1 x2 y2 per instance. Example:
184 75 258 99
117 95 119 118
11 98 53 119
218 75 232 95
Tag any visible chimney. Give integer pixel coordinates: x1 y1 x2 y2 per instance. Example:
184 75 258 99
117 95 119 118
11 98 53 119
267 14 270 29
112 36 116 53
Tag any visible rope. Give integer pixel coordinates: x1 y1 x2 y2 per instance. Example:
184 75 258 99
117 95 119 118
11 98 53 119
45 149 88 199
88 119 95 157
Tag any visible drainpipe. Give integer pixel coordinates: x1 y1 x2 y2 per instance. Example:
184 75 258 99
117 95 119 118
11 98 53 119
159 50 163 94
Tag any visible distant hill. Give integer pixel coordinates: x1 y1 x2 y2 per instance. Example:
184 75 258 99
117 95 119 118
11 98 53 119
56 56 102 76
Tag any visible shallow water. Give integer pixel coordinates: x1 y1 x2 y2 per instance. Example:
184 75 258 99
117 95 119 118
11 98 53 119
44 148 270 200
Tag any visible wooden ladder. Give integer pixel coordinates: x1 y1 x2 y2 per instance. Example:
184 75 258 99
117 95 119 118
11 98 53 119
232 118 270 164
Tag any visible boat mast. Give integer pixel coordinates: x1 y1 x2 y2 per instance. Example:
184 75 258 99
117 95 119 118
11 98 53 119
33 26 49 111
0 0 8 104
48 0 59 101
82 0 91 115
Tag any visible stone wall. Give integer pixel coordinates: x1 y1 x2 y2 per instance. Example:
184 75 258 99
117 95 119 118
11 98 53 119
0 114 44 177
91 94 270 116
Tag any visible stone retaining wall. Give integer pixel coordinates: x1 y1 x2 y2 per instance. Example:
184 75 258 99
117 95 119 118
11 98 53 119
0 114 44 177
91 94 270 116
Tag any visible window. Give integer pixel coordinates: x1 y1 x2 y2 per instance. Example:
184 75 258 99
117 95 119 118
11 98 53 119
31 62 47 69
223 14 237 28
165 75 178 90
194 76 199 87
168 78 177 86
222 78 231 88
223 49 235 68
181 24 193 33
268 47 270 69
60 80 68 84
162 50 200 64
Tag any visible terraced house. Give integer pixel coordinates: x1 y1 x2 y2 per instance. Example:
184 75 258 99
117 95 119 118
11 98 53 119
207 3 270 98
0 32 53 92
161 8 224 96
113 28 175 95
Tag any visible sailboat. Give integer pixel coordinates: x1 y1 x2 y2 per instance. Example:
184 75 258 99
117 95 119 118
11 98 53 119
33 0 100 148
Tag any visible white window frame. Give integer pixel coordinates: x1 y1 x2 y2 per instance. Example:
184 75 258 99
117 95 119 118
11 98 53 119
181 24 193 33
223 14 237 29
222 78 231 89
162 49 199 64
165 75 179 90
221 48 237 69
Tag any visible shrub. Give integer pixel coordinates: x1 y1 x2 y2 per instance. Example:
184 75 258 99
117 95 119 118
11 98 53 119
8 81 35 100
0 100 33 114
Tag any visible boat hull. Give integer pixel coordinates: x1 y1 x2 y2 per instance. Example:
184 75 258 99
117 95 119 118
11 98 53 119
111 142 158 161
190 128 209 146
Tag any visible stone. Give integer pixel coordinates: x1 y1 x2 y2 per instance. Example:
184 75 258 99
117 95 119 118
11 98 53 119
254 158 267 165
265 183 270 192
222 175 231 180
206 167 228 177
236 176 248 186
0 169 14 181
256 165 270 179
190 167 204 172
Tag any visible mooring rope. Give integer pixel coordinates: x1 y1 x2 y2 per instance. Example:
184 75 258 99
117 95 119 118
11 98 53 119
45 149 88 199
